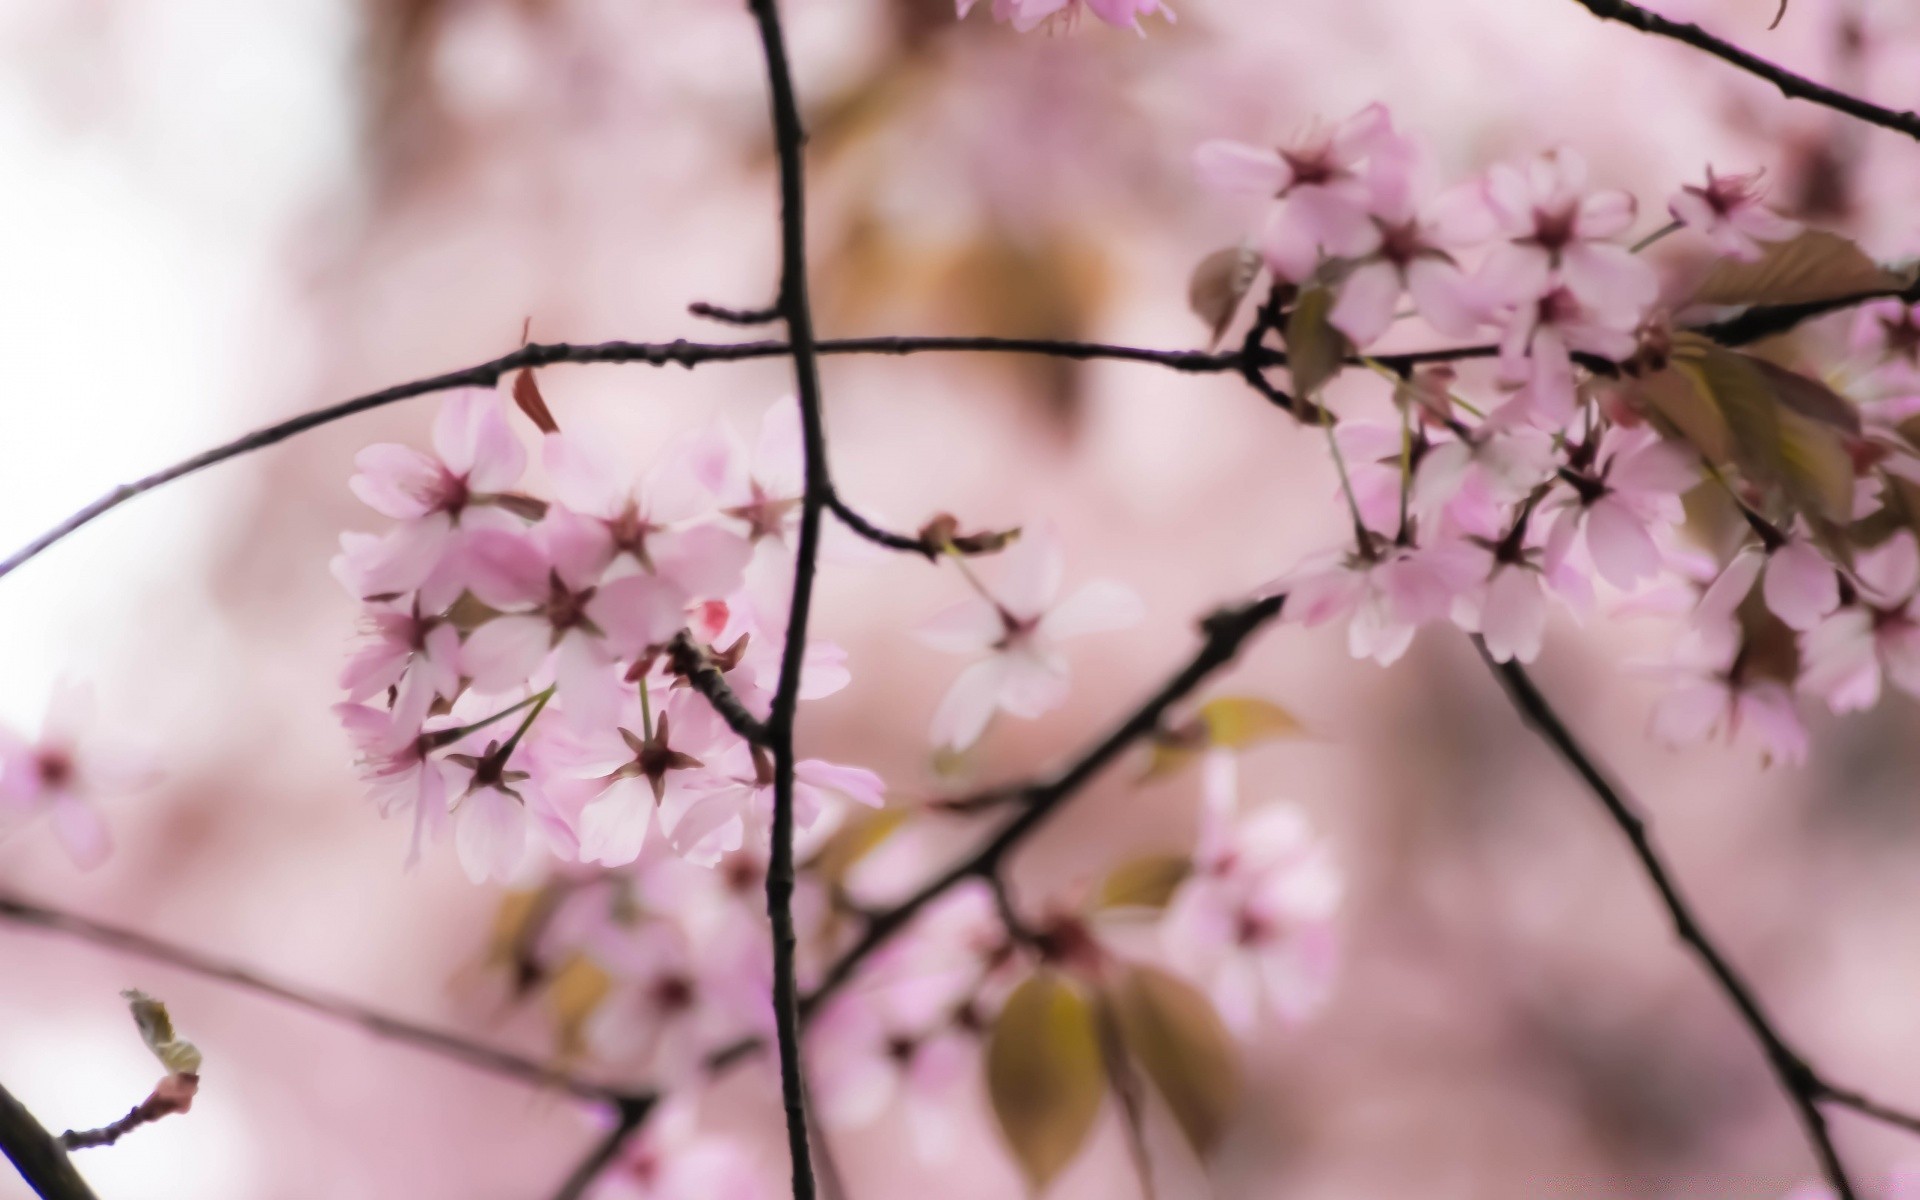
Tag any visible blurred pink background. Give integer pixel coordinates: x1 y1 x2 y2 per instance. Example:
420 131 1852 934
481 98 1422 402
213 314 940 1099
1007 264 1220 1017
7 0 1920 1196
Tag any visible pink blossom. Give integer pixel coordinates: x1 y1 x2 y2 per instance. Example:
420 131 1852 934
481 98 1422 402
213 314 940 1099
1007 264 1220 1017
1667 167 1799 262
544 432 751 598
340 599 461 704
1852 300 1920 376
1646 632 1808 766
1477 149 1656 320
1799 532 1920 713
1691 536 1840 660
0 684 144 870
549 690 727 868
1194 105 1406 281
334 676 451 867
1326 165 1484 345
444 737 546 884
1495 279 1642 428
342 389 529 600
584 918 766 1084
1543 426 1697 591
918 526 1143 749
1278 537 1483 665
461 523 686 730
664 742 884 866
1164 755 1341 1032
959 0 1171 33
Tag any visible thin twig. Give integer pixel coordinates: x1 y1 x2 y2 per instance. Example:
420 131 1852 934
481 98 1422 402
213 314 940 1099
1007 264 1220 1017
1474 643 1856 1199
745 0 830 1191
0 1082 96 1200
1569 0 1920 143
689 300 783 327
665 630 768 744
0 891 645 1108
548 1095 656 1200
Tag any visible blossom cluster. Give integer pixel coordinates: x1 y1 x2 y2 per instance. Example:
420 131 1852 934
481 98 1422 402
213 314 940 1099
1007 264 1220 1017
1198 102 1920 767
330 389 884 884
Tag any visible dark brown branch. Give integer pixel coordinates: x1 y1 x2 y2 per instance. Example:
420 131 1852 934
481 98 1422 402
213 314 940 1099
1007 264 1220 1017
746 0 829 1191
1569 0 1920 143
0 1082 96 1200
1474 644 1860 1198
548 1095 656 1200
665 630 768 744
824 489 939 558
689 300 783 326
0 891 647 1109
803 593 1287 1016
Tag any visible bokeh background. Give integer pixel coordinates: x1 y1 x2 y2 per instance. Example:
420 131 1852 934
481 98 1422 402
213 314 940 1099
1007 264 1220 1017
6 0 1920 1196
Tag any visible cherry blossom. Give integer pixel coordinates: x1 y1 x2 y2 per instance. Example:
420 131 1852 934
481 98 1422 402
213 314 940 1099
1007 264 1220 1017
1543 425 1697 591
918 526 1144 749
0 684 144 870
1163 755 1341 1032
1475 148 1656 320
1798 532 1920 713
592 1100 773 1200
1667 167 1799 262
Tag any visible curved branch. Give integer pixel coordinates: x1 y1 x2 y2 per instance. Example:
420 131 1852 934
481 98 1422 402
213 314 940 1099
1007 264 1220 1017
1569 0 1920 143
1472 644 1920 1200
0 1082 96 1200
0 891 645 1108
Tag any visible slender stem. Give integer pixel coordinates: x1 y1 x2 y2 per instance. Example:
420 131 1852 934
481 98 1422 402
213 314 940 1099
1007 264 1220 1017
745 0 828 1191
1473 643 1857 1199
425 686 554 750
1568 0 1920 143
1630 218 1684 254
0 891 644 1107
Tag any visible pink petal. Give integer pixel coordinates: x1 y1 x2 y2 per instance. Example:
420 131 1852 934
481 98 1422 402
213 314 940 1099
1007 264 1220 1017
578 776 654 867
543 433 625 518
1039 579 1144 642
929 657 1008 750
455 788 529 883
1405 258 1482 338
1328 260 1403 347
1572 188 1636 241
994 525 1065 619
1192 141 1291 196
434 390 526 492
1762 541 1839 631
1480 566 1547 664
349 444 444 520
1559 243 1657 320
796 760 886 808
50 795 110 870
916 599 1002 654
463 528 551 609
590 574 692 657
461 615 553 692
1583 497 1662 589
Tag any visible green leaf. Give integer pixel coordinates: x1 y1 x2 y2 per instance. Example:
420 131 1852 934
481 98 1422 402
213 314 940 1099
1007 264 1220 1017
122 989 203 1076
1187 245 1261 350
1744 357 1861 436
1096 854 1194 911
1285 286 1349 398
986 972 1108 1190
1691 229 1906 308
1105 965 1241 1157
1679 346 1856 523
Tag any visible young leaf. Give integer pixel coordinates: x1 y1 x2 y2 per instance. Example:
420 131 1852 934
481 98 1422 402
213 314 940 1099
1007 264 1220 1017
986 971 1108 1190
1188 245 1261 349
122 989 203 1076
1690 229 1905 308
1096 854 1194 911
513 368 560 434
1686 347 1855 523
1105 965 1240 1157
807 807 910 886
1744 356 1861 436
1198 696 1305 749
1285 286 1349 398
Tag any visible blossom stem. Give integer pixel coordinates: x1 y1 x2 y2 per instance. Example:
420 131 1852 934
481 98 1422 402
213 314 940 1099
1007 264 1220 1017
1629 218 1684 254
425 687 554 751
1319 404 1374 556
494 689 552 762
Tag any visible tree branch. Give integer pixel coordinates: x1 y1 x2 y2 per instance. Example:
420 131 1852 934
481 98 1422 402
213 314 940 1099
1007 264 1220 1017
0 891 646 1109
547 1095 655 1200
1568 0 1920 143
665 630 768 744
746 0 830 1191
0 1082 96 1200
1470 643 1920 1200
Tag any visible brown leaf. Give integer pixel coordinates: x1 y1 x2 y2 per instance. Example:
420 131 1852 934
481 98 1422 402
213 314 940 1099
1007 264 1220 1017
1686 346 1854 522
1745 357 1861 436
1690 229 1905 308
513 368 560 434
1095 854 1194 912
545 955 611 1060
1187 245 1261 349
986 971 1108 1189
1106 965 1241 1157
1285 286 1349 399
